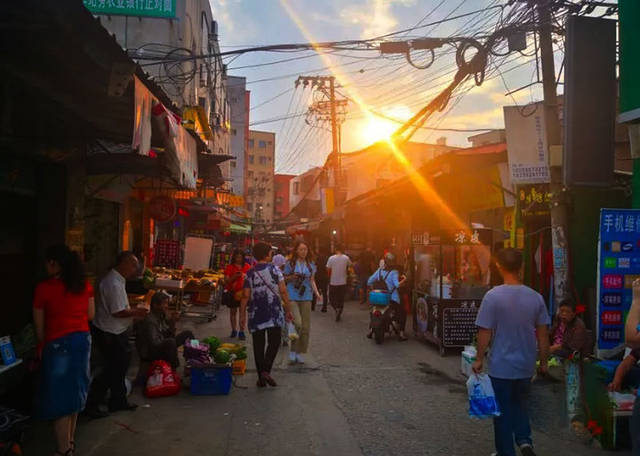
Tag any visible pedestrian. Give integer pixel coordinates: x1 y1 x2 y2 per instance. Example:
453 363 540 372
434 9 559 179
472 248 550 456
315 247 330 313
86 251 148 415
224 249 251 340
272 247 287 271
625 279 640 456
326 244 352 321
366 252 408 341
358 245 376 306
240 242 293 387
283 240 321 364
33 245 95 456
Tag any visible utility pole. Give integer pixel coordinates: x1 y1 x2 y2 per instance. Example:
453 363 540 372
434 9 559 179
537 0 570 304
295 76 348 203
329 76 340 193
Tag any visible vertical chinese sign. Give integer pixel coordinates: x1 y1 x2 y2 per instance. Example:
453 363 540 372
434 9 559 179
83 0 176 19
597 208 640 357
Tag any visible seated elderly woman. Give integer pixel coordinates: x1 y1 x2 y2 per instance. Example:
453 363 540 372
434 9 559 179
549 298 592 358
136 291 194 369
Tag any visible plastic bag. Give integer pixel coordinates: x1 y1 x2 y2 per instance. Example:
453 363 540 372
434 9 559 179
145 360 181 398
287 321 299 341
467 373 500 419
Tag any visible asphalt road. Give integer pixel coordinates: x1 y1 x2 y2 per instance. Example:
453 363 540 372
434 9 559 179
25 301 628 455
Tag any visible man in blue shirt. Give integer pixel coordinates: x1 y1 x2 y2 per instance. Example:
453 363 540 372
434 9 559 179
473 248 550 456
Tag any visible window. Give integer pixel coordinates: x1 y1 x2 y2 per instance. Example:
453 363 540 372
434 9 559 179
259 156 267 165
247 203 253 211
231 161 236 168
268 141 273 145
231 128 237 136
248 171 254 178
258 140 266 148
248 139 254 148
276 197 283 205
248 155 254 164
293 182 299 195
268 157 272 161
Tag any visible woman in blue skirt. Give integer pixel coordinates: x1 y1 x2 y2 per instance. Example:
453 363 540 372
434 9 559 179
33 245 95 456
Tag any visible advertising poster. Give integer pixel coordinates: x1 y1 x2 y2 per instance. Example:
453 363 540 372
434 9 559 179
597 208 640 357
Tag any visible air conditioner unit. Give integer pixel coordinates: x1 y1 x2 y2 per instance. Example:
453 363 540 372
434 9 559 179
210 20 218 41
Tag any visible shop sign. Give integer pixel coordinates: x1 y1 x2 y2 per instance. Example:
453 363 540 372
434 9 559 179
149 195 176 222
412 232 430 245
596 208 640 357
504 103 550 184
216 192 245 208
518 184 551 219
83 0 176 18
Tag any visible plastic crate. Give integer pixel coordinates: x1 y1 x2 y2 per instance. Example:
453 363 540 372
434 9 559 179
190 365 232 395
232 359 246 376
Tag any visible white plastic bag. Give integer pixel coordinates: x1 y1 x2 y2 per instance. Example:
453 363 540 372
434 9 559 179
287 321 299 341
467 373 501 419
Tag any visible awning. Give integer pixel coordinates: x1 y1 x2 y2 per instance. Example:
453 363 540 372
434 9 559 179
229 223 251 234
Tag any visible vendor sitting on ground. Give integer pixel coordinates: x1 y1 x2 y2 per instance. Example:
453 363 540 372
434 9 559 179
136 291 194 369
549 298 591 358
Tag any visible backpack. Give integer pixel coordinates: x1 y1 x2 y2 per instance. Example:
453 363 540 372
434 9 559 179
370 269 391 291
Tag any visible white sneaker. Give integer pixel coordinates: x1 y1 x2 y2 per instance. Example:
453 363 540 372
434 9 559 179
289 351 297 363
295 353 305 364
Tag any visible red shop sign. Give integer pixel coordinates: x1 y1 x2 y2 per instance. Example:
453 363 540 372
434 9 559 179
149 196 177 222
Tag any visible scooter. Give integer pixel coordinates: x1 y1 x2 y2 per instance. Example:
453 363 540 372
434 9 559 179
368 290 398 344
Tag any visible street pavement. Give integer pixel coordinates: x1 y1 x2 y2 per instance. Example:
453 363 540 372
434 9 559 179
25 301 629 455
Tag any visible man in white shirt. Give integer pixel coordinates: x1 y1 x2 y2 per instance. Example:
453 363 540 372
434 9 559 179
326 244 352 322
87 252 148 415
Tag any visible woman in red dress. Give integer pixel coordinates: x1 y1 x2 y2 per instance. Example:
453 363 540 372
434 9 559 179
224 249 251 340
33 245 94 456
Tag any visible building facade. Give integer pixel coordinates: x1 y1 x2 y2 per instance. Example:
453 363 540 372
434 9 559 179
246 130 275 225
228 76 249 196
289 166 324 219
274 174 295 220
97 0 231 162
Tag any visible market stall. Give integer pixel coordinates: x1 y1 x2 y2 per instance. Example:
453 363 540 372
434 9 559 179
412 227 494 355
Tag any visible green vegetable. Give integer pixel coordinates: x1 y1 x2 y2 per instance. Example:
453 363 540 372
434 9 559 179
235 351 247 360
203 336 221 352
214 349 231 364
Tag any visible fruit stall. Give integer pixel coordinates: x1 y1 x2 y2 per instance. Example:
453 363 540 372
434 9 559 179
145 267 225 322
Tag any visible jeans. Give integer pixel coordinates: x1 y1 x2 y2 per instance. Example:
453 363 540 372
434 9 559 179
490 377 533 456
88 327 131 410
290 301 311 353
329 285 347 310
252 327 281 374
631 396 640 456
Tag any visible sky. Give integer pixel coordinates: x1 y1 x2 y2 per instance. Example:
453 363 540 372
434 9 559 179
209 0 566 174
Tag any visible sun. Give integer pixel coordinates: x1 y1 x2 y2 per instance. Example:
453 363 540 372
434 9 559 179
359 117 397 144
358 105 413 145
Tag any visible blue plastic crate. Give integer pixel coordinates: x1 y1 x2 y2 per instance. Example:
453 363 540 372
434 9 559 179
190 365 232 395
